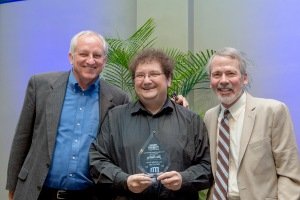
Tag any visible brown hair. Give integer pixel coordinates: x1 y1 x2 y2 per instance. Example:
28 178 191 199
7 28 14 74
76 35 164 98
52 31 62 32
129 48 174 80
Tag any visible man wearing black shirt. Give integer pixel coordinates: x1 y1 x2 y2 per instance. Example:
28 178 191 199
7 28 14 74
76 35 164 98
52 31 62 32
89 49 212 200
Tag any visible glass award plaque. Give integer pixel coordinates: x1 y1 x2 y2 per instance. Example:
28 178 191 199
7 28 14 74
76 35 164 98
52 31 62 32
137 132 170 180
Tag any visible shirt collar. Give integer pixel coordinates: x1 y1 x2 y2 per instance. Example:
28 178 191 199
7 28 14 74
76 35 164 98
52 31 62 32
131 98 174 117
68 70 100 93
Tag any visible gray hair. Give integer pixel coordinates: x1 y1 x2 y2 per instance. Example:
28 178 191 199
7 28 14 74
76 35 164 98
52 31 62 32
69 30 108 55
206 47 253 87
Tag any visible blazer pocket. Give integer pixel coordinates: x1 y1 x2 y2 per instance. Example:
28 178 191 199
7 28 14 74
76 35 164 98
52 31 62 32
248 137 272 162
248 137 271 155
248 137 275 175
18 167 29 181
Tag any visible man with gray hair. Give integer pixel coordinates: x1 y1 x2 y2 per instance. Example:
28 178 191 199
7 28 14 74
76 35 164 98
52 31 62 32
204 47 300 200
6 30 130 200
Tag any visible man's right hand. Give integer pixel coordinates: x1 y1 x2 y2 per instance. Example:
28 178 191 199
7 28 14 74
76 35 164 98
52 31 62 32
127 173 152 193
171 94 189 108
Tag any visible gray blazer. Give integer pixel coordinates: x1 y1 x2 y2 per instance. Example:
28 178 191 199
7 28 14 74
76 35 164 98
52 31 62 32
204 93 300 200
6 71 129 200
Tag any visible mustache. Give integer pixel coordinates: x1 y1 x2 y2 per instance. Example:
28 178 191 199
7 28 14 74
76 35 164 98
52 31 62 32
217 83 233 90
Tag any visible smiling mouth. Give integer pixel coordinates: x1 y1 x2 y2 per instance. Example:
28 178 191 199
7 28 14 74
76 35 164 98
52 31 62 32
88 67 97 69
217 88 232 95
142 87 157 92
218 88 231 91
143 88 154 91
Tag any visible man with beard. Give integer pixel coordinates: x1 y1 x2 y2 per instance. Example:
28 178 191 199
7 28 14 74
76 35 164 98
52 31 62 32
204 47 300 200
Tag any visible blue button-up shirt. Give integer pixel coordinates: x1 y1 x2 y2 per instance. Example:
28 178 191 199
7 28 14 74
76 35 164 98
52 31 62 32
45 71 99 190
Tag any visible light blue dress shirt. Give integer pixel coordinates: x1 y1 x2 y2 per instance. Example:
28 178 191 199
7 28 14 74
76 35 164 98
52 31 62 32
44 71 99 190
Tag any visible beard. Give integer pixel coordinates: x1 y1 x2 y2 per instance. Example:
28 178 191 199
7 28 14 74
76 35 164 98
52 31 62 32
215 83 244 107
217 94 238 106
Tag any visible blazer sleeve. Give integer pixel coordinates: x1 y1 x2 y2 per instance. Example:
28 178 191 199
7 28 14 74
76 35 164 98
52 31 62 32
6 76 37 191
272 103 300 199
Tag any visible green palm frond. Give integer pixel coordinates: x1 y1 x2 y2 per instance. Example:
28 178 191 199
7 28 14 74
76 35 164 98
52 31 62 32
102 18 214 100
167 49 215 96
102 18 156 98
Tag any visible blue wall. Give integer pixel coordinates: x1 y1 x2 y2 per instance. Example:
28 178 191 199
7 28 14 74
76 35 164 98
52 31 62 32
0 0 299 198
0 0 136 198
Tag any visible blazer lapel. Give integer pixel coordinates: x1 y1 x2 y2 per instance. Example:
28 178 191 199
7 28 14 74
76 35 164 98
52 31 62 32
208 106 221 178
99 80 115 126
46 72 69 159
238 93 256 165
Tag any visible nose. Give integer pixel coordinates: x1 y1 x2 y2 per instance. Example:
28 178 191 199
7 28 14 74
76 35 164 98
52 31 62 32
220 74 229 83
143 74 152 83
86 55 96 64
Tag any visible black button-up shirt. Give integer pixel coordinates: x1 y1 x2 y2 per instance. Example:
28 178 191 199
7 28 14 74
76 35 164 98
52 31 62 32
90 99 212 200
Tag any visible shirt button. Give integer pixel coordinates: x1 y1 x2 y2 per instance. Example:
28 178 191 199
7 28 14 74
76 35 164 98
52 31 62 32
77 122 80 126
69 173 73 177
72 156 76 160
75 139 78 143
79 107 83 111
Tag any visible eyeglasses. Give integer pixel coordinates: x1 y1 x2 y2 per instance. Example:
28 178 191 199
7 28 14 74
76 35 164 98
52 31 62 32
134 71 165 81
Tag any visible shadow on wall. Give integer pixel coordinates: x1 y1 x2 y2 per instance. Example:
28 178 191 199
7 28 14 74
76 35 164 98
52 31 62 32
0 0 25 4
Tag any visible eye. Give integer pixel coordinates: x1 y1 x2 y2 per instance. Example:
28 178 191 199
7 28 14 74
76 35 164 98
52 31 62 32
149 72 163 77
227 72 237 77
79 53 88 57
94 54 102 59
135 74 145 79
211 72 221 78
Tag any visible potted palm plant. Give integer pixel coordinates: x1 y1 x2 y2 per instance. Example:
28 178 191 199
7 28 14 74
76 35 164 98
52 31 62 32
102 18 214 100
